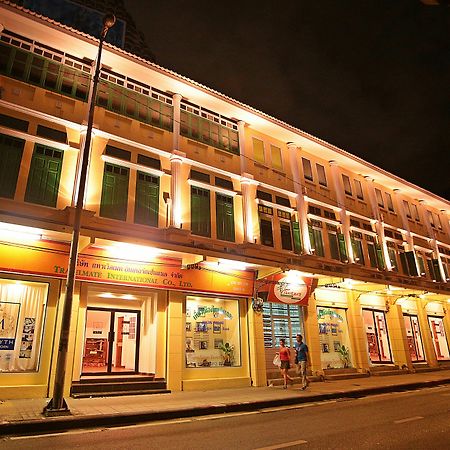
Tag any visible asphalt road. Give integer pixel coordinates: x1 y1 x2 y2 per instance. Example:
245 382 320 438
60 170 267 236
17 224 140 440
2 386 450 450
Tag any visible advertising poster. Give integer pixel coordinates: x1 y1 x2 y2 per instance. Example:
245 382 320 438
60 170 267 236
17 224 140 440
19 317 36 359
0 302 21 351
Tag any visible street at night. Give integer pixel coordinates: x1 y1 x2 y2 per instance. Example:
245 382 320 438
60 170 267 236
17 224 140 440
2 386 450 449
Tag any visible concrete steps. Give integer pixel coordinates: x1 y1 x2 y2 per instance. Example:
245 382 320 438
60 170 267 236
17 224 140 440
71 375 170 398
369 365 408 377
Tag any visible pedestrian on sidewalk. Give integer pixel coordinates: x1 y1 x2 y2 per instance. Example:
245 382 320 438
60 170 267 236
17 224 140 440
279 338 294 389
295 334 309 390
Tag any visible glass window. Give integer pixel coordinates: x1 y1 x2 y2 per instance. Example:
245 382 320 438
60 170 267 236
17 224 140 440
317 307 352 369
385 192 394 212
367 242 378 268
316 164 327 186
280 222 292 251
25 144 64 208
351 236 365 265
263 302 304 349
403 200 412 218
354 179 364 200
260 218 274 247
302 158 313 181
253 138 265 164
387 245 398 271
328 232 340 261
185 297 241 368
342 174 352 196
363 309 392 363
412 204 420 221
375 188 384 208
0 134 24 199
427 210 435 228
403 315 425 362
191 186 211 237
270 145 283 170
0 279 48 373
417 254 426 276
100 163 129 221
427 316 450 360
309 223 325 257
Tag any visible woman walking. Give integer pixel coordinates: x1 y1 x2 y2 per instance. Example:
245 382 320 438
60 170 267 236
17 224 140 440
279 338 294 389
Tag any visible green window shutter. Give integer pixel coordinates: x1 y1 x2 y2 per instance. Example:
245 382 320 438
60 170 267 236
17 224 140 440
134 171 159 227
313 229 325 256
191 186 211 237
337 233 348 262
375 244 385 270
280 223 292 251
100 163 129 221
260 218 274 246
25 144 63 207
0 134 24 199
216 193 235 242
367 243 378 268
432 259 442 282
399 252 409 275
405 251 418 277
291 221 302 254
426 259 435 280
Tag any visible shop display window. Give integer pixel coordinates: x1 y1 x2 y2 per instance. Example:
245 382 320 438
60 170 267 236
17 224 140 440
185 297 241 368
0 278 48 372
403 314 425 362
317 307 352 369
363 309 392 363
427 316 450 361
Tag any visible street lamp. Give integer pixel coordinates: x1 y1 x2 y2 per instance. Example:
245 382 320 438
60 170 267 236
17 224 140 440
44 13 116 415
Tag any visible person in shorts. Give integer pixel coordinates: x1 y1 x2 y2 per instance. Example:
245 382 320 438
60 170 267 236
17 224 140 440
278 338 294 389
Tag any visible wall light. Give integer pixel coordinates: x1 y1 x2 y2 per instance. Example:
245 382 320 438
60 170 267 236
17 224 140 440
107 243 161 261
0 223 42 242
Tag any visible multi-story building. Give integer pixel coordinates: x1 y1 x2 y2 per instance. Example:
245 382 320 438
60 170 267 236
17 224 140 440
0 1 449 399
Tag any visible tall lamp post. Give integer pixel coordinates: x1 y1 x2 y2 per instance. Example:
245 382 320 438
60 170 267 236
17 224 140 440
44 14 116 415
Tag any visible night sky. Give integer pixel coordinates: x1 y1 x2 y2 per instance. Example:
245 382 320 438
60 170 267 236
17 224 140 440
124 1 449 200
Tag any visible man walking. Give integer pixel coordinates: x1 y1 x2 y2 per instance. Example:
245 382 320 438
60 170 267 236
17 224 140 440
295 334 309 390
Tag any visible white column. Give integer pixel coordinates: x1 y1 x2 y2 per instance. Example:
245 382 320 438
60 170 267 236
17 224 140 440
241 174 256 243
329 160 354 263
172 93 182 151
170 151 184 228
238 120 247 174
287 143 311 253
365 176 392 270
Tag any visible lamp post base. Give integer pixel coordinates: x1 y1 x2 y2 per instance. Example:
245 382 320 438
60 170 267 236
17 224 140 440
43 398 72 416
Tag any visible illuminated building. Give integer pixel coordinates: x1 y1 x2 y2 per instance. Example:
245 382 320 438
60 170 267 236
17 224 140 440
0 1 449 399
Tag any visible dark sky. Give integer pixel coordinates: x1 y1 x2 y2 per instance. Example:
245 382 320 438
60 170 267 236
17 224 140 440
124 1 450 200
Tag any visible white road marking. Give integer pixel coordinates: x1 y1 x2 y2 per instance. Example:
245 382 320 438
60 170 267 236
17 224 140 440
394 416 424 424
9 428 104 440
254 439 308 449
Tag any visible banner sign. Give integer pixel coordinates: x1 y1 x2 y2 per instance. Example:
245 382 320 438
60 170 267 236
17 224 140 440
0 242 254 297
257 273 316 305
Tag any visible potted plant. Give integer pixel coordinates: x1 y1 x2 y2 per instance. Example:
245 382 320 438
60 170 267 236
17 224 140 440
219 342 234 366
336 344 351 368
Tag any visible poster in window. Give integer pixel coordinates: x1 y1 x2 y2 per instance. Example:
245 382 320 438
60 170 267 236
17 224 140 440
213 322 221 334
0 302 21 351
19 317 36 358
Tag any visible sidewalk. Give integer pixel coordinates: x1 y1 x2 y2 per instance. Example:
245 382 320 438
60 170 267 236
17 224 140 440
1 369 449 436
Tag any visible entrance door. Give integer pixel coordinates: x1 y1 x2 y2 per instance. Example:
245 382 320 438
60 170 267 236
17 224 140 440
82 308 140 374
362 309 392 363
403 314 425 362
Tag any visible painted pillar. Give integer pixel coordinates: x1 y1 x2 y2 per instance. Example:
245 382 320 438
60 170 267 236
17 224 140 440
238 120 247 174
347 292 370 371
287 143 311 253
247 301 267 387
155 291 168 379
170 151 185 228
386 301 413 370
172 93 182 151
304 294 322 375
328 161 354 263
365 176 392 270
166 291 184 391
416 299 439 368
241 174 257 243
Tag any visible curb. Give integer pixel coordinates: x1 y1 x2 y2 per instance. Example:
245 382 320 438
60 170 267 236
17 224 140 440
1 377 449 436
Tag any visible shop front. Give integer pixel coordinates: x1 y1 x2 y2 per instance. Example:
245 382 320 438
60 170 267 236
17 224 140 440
425 302 450 362
403 314 425 363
